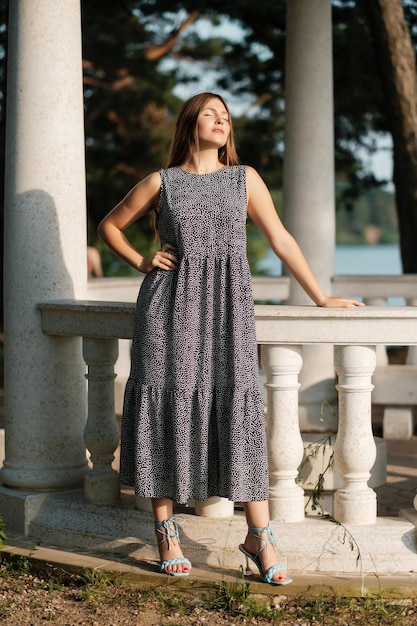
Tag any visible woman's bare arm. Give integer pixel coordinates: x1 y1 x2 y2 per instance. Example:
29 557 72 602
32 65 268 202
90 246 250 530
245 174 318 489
246 166 363 308
97 172 177 274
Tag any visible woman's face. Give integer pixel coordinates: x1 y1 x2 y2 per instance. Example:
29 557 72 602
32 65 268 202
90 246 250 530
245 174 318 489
196 98 231 149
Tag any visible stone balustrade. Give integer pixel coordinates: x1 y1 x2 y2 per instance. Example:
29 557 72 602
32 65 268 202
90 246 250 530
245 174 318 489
38 300 417 526
87 275 417 436
86 276 290 416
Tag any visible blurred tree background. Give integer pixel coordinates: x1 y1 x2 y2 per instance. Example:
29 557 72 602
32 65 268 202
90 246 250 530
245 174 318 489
1 0 417 305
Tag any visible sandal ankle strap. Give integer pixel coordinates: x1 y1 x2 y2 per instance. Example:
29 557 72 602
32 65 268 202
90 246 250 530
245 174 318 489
247 523 279 556
155 516 184 550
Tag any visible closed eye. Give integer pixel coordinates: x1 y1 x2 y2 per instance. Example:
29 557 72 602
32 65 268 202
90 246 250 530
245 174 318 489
202 107 230 123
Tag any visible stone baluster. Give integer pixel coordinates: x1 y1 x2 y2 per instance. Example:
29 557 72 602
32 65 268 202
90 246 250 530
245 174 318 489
261 344 305 521
83 338 120 504
334 345 377 524
195 497 234 517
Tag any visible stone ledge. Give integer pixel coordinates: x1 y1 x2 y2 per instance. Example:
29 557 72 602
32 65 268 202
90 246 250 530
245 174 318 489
1 488 415 576
38 300 417 345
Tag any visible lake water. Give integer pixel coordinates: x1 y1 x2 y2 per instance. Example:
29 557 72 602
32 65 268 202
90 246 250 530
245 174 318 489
257 243 402 276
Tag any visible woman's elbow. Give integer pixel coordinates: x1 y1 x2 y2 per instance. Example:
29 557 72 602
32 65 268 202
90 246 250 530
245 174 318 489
97 218 107 241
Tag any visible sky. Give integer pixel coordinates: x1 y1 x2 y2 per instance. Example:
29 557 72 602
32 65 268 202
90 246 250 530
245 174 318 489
358 134 393 187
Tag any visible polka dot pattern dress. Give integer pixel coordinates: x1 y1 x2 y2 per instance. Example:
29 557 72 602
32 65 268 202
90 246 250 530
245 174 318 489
120 165 269 504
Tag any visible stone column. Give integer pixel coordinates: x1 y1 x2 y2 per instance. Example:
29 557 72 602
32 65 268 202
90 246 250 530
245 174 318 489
283 0 337 431
1 0 88 499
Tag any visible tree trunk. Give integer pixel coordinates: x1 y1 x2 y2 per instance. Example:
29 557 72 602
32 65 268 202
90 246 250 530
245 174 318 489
362 0 417 272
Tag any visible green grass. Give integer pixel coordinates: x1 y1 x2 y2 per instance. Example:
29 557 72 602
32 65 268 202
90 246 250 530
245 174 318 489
0 554 416 625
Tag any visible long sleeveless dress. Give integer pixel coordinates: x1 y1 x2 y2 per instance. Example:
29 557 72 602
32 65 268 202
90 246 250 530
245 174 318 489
119 165 269 504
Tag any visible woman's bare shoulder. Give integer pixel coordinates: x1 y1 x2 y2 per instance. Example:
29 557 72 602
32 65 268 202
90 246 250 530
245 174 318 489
138 170 162 192
127 171 161 200
245 165 266 191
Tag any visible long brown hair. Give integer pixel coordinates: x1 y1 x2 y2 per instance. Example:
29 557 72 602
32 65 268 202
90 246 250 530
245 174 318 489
165 92 240 168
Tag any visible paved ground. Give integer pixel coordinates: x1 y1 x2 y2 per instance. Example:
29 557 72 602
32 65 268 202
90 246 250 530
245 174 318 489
376 435 417 517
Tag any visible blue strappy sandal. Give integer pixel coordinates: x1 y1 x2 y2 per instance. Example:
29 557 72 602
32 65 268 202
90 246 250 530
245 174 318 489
155 516 192 577
239 524 293 585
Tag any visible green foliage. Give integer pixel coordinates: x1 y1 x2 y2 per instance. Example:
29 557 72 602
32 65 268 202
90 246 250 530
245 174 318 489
333 2 387 136
82 1 183 246
298 432 335 507
75 568 115 602
0 552 34 576
210 569 270 618
146 588 187 614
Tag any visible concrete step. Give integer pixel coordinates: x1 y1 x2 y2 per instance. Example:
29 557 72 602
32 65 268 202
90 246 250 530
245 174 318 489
25 490 417 575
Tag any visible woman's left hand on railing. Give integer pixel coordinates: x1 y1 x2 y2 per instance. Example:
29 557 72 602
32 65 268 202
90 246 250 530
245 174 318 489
318 296 365 308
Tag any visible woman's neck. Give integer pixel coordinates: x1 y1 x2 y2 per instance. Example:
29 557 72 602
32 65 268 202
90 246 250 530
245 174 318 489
181 153 223 175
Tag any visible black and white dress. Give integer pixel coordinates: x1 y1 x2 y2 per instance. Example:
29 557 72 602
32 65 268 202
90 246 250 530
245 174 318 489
120 165 269 504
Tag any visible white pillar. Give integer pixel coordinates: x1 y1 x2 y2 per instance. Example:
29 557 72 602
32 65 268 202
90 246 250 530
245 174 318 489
1 0 87 493
283 0 337 431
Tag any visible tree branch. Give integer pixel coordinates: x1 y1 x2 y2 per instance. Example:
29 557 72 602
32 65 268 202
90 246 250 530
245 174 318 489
145 11 199 60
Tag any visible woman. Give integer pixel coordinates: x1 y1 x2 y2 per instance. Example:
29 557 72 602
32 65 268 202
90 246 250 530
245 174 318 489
98 92 363 585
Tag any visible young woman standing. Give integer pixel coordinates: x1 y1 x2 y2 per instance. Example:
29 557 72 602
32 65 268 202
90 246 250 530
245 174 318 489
98 92 363 585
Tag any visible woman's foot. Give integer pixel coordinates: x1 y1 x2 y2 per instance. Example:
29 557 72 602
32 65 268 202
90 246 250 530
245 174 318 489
154 516 192 576
240 525 291 585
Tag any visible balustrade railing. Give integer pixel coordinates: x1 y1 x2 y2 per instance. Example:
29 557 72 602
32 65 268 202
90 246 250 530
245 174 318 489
38 299 417 525
86 276 417 437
